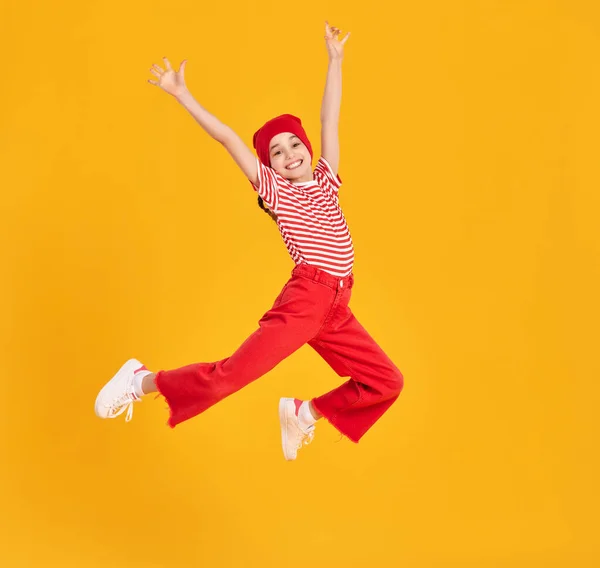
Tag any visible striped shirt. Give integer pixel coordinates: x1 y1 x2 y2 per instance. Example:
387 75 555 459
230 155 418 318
253 156 354 277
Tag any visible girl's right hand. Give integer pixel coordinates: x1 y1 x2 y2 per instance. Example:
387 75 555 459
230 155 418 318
148 57 188 99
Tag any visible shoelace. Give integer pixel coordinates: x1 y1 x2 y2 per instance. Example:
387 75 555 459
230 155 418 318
297 426 315 450
106 392 137 422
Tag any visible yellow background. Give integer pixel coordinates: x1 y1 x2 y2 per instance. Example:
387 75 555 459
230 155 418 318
0 0 598 566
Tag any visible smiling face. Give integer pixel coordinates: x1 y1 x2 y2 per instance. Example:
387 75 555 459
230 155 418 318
268 132 313 182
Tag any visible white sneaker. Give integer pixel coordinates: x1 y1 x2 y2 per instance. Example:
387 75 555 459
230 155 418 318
95 359 150 422
279 398 315 461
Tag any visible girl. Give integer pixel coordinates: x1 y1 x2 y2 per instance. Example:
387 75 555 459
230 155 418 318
95 22 404 461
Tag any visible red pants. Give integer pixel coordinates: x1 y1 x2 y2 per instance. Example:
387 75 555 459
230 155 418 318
155 264 403 442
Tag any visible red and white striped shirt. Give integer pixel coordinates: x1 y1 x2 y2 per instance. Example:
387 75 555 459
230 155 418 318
253 156 354 278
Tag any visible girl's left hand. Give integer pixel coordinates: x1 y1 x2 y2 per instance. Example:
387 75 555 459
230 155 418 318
325 21 350 60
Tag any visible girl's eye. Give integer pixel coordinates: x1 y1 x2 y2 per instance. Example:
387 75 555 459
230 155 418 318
274 151 281 156
293 143 300 147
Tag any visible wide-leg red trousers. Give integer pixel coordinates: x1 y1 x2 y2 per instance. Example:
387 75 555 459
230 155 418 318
155 264 403 442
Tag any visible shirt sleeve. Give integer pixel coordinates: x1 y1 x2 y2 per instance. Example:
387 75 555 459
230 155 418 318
314 157 342 194
250 158 280 212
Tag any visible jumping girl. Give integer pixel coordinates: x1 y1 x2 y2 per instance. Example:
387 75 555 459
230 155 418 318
94 22 404 461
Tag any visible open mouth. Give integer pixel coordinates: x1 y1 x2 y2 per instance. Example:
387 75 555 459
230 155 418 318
286 160 303 170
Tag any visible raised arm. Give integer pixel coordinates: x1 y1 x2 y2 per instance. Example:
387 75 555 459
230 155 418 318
320 22 350 176
149 58 258 186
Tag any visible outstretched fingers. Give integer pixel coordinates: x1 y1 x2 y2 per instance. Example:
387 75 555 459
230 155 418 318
325 21 349 43
148 63 163 87
147 57 188 91
325 20 338 39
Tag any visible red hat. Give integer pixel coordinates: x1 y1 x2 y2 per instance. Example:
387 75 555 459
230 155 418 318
252 114 313 167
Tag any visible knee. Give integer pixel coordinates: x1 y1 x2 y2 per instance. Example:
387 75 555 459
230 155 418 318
387 366 404 398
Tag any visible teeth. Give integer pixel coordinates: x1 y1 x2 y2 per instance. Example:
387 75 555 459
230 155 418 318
287 160 302 170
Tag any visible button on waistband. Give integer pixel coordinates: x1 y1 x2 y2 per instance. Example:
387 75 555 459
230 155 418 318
340 280 344 288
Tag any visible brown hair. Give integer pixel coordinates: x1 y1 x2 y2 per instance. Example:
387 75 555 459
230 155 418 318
257 196 278 223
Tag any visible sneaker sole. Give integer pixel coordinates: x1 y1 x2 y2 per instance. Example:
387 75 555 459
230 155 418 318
94 358 143 418
278 398 296 461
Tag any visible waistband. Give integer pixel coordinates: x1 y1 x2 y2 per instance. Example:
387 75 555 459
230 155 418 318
292 263 354 290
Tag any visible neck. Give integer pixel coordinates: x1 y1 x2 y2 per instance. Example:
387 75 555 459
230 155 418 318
289 169 314 184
